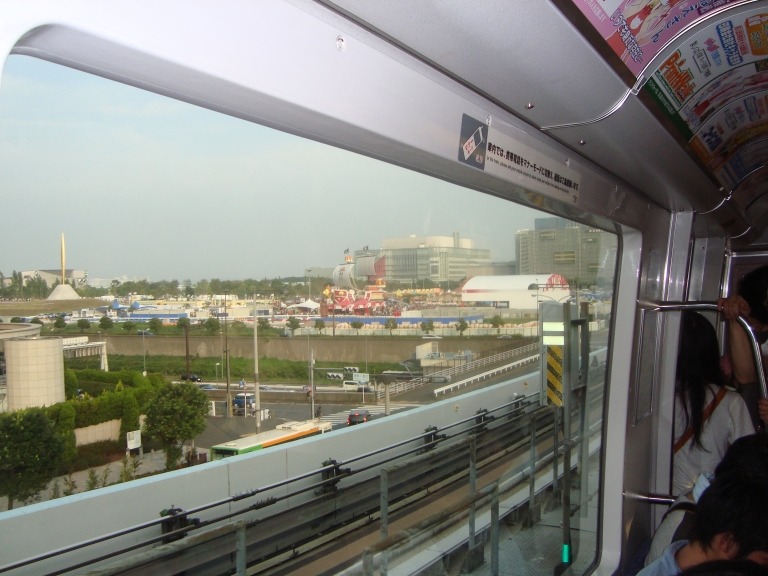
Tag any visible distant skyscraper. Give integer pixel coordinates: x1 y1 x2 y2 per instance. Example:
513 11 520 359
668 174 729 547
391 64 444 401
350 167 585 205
515 219 616 287
375 233 490 285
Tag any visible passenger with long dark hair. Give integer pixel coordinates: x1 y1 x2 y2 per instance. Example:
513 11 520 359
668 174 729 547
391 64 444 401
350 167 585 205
672 311 754 495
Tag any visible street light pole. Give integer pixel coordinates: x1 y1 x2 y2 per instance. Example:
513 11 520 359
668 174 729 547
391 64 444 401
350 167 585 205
142 330 146 376
224 292 231 418
253 293 261 433
309 348 315 419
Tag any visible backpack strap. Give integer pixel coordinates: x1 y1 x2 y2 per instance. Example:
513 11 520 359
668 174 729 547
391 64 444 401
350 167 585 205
673 387 728 454
667 500 697 543
662 499 696 519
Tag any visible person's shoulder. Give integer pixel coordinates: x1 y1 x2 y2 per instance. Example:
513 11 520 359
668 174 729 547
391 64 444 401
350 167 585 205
680 559 768 576
639 541 688 576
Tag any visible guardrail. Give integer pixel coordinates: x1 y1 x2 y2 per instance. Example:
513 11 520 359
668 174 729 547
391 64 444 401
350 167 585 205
380 343 538 399
433 354 540 397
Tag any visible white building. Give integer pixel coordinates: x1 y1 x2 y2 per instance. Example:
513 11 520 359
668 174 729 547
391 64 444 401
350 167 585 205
461 274 571 310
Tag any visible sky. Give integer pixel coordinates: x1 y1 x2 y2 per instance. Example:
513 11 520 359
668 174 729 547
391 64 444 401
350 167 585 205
0 55 542 283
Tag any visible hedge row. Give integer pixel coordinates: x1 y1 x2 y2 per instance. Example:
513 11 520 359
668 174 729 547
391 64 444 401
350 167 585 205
47 369 161 446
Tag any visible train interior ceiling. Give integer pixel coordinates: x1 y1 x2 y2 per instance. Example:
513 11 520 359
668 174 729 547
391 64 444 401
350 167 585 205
4 1 768 575
322 0 768 250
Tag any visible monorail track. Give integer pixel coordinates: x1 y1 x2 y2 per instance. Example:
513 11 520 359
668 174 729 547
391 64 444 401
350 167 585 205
83 375 603 576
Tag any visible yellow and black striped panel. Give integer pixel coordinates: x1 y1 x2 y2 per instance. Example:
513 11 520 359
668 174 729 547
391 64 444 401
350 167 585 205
546 345 563 406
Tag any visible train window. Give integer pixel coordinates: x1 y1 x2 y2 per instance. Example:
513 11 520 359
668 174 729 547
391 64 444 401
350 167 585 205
0 55 617 574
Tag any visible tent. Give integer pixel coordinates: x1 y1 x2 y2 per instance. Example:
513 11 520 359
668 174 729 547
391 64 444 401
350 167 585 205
286 299 320 311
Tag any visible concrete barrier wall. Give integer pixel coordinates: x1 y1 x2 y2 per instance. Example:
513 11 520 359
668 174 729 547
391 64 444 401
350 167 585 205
74 419 121 446
104 334 531 364
0 379 530 575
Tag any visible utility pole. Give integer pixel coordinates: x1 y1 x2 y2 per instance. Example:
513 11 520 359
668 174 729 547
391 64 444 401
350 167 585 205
224 292 231 418
253 293 261 433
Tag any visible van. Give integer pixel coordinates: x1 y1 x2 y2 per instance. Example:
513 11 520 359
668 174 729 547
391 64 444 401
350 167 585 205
232 393 254 415
342 381 358 390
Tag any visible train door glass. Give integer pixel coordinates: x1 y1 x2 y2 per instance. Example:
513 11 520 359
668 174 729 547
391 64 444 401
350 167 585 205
0 55 617 574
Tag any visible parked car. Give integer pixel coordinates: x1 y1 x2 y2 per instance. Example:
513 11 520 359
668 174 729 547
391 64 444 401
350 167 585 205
347 409 371 425
137 330 153 335
181 373 203 382
198 383 217 390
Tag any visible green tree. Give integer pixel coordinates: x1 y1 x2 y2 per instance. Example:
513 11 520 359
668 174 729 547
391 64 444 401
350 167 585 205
86 467 111 491
148 318 163 334
257 317 271 331
120 392 141 445
195 279 211 296
64 368 79 398
286 316 301 336
77 319 91 332
123 321 136 333
384 318 398 336
350 321 364 335
204 317 221 334
99 316 114 330
24 273 48 299
314 319 326 334
420 320 435 334
54 402 78 467
0 409 64 509
54 316 67 329
143 384 209 471
176 317 190 332
119 454 141 482
455 318 468 336
62 475 77 496
488 315 505 335
182 282 195 299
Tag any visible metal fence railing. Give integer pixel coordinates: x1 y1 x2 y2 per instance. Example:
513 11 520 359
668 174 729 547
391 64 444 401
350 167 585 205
379 343 538 399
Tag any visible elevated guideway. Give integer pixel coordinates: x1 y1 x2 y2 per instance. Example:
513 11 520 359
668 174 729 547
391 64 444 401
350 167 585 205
0 348 607 575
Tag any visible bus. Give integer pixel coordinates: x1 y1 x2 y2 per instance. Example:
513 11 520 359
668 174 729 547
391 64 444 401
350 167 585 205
4 2 768 575
209 420 333 460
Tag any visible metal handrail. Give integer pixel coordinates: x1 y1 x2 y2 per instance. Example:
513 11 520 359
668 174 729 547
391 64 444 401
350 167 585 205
637 300 767 399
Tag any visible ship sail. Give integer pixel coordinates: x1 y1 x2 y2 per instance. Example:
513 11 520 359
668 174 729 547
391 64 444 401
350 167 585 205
332 264 356 289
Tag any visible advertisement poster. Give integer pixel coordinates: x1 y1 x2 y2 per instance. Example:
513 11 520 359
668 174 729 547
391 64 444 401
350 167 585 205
570 0 750 77
642 6 768 187
458 114 580 204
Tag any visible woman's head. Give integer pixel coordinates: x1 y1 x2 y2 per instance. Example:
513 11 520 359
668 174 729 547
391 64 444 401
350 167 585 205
677 311 724 388
677 311 725 447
